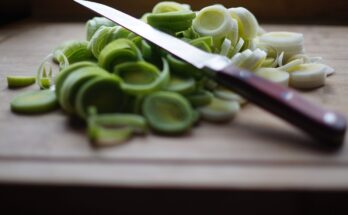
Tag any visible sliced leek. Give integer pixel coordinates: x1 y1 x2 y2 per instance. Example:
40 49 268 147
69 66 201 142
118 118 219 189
8 1 337 145
213 86 247 104
88 26 131 58
229 7 259 40
11 90 58 114
55 41 94 65
255 68 290 86
7 76 36 88
258 32 304 59
59 67 109 113
186 90 213 107
55 61 97 98
98 39 143 71
142 91 194 134
193 5 238 47
198 97 240 122
147 11 196 33
152 1 191 13
86 17 116 41
289 63 327 89
75 76 128 118
165 74 196 95
114 59 170 95
88 111 147 146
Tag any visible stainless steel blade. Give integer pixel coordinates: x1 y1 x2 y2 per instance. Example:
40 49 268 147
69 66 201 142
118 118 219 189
74 0 230 70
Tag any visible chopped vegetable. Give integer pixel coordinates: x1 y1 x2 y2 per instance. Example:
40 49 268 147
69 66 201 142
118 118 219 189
86 17 116 41
255 68 290 86
229 7 259 40
7 76 36 88
193 5 239 47
8 1 336 146
11 90 58 114
288 63 327 89
142 91 194 134
114 59 170 95
98 39 143 71
75 76 128 119
198 97 240 122
88 109 147 146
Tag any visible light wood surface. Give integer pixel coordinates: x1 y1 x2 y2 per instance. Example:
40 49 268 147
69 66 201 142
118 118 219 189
1 21 348 190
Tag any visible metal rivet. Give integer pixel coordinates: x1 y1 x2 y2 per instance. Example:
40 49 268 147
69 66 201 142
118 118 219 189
281 92 294 101
323 112 337 125
239 71 251 79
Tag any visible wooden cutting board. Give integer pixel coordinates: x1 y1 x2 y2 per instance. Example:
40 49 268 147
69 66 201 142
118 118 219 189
1 21 348 190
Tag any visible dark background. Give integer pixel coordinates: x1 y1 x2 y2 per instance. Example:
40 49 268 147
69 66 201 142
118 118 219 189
1 0 348 25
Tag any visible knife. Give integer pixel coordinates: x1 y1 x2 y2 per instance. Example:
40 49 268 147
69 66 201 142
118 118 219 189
74 0 346 148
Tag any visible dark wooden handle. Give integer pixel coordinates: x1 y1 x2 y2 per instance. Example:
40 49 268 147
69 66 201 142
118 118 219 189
213 64 347 148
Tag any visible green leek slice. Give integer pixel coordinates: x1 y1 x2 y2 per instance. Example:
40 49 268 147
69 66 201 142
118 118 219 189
88 26 131 58
114 58 169 95
88 111 147 146
59 67 110 113
213 87 247 104
152 1 191 13
165 74 196 95
147 11 196 33
86 17 116 41
186 90 213 107
166 54 203 78
98 39 143 71
142 91 194 134
198 97 240 122
55 61 97 98
189 36 213 52
11 90 58 114
55 41 94 65
75 76 129 118
7 76 36 88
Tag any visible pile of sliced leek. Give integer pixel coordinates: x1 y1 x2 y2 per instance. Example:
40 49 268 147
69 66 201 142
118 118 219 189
8 1 335 146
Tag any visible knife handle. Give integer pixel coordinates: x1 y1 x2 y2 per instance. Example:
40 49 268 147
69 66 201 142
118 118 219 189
212 64 346 148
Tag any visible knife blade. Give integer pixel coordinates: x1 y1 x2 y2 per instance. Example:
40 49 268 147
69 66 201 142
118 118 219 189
74 0 346 148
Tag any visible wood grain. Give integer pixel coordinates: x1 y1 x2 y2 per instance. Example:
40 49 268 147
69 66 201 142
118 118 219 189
0 21 348 190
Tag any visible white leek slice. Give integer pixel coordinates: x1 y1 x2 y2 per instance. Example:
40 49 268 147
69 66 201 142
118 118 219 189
256 43 278 67
193 5 238 48
229 7 259 40
240 48 267 71
220 38 232 56
262 57 277 68
229 37 245 57
233 49 266 71
258 32 304 58
289 63 326 89
277 52 285 67
198 97 240 122
214 86 247 104
255 68 290 86
230 49 253 67
287 54 323 64
277 58 304 72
